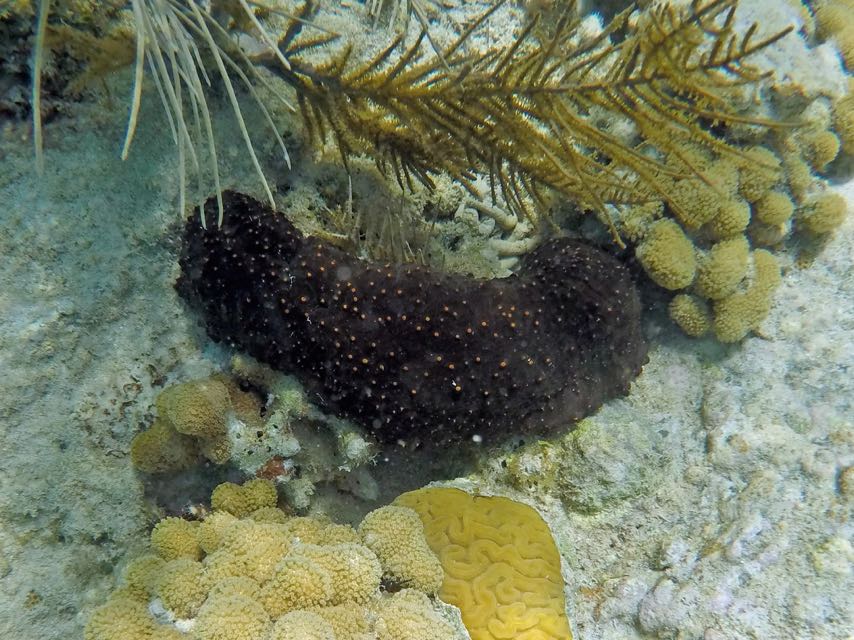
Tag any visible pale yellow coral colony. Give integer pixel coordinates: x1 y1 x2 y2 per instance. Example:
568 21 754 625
616 0 854 343
84 479 462 640
631 123 848 342
85 481 574 640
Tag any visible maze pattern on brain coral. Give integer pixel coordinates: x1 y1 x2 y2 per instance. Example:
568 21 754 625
395 487 573 640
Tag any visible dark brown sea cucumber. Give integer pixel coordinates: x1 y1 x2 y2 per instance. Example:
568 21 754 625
177 191 647 445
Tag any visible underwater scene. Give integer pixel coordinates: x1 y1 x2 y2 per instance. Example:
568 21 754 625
0 0 852 638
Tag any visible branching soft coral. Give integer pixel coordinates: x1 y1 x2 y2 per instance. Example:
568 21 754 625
260 0 791 239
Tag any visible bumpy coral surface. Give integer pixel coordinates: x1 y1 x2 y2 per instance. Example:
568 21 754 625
636 219 696 290
395 487 573 640
359 505 445 594
178 192 647 444
84 480 462 640
130 374 263 471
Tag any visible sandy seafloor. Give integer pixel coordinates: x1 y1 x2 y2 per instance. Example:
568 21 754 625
1 7 853 640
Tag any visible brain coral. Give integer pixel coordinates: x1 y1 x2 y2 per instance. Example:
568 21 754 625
395 487 573 640
85 480 463 640
178 191 647 445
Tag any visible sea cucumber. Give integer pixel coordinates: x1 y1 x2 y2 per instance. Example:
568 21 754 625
177 191 647 445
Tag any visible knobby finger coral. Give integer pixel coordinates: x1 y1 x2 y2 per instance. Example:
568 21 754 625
84 479 465 640
177 191 647 445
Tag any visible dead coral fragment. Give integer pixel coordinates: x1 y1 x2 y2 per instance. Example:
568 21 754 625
636 219 696 290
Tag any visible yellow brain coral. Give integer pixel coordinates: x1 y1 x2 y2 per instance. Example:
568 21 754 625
360 505 445 594
636 219 696 290
395 487 573 640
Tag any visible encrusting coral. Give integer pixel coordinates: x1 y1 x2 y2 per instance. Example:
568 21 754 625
814 0 854 70
695 236 751 301
395 487 573 640
797 192 849 236
84 479 466 640
211 479 278 518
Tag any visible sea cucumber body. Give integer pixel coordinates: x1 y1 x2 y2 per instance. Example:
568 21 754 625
178 192 647 444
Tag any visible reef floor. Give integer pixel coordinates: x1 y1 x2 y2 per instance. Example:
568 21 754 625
0 55 852 640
